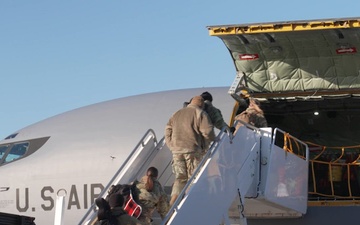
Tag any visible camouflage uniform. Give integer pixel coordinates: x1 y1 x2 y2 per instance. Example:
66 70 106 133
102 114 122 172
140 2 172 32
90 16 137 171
246 108 267 127
234 98 267 130
165 96 215 203
171 151 204 196
204 100 229 130
135 176 169 225
184 100 228 131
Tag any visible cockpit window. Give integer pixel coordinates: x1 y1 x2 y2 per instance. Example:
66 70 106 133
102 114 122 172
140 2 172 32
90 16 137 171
4 142 29 163
0 145 10 161
0 136 50 166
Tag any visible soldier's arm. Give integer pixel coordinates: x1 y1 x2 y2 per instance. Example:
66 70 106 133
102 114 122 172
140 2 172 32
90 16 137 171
199 112 215 149
164 118 173 148
212 107 229 130
157 193 170 219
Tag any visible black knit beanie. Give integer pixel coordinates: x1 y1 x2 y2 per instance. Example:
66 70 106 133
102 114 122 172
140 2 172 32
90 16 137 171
201 92 213 102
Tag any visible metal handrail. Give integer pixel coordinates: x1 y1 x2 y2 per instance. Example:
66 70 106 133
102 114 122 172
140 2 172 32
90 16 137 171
161 126 233 224
78 129 158 225
273 128 309 161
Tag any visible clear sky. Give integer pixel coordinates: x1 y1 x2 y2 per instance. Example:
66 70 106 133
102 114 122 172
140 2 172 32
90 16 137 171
1 1 359 139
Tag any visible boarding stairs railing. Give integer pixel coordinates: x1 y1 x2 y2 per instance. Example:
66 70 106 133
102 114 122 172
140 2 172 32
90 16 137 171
77 129 174 225
240 127 309 220
161 123 310 225
78 123 309 225
161 124 260 225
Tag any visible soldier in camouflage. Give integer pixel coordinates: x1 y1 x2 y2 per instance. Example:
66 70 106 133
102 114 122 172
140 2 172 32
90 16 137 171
183 92 229 131
234 98 267 132
165 96 215 206
200 91 229 131
135 167 169 225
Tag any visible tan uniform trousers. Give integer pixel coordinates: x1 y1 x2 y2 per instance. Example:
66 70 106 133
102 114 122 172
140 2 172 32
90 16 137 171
171 151 203 196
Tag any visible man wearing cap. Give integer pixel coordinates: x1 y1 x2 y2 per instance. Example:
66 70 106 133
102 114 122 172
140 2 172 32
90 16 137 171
183 92 229 131
165 95 215 206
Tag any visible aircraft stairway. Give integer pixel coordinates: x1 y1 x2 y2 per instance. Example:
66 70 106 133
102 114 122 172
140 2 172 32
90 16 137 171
161 125 310 225
78 129 175 225
78 124 310 225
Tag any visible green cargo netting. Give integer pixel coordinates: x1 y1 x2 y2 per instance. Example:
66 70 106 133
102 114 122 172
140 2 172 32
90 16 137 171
209 18 360 94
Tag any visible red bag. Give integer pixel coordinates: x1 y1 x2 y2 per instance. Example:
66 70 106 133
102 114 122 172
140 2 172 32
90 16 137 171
123 190 142 218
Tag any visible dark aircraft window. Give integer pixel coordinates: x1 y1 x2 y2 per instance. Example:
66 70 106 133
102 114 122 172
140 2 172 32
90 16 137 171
5 133 18 140
4 142 29 163
0 136 49 166
0 145 10 161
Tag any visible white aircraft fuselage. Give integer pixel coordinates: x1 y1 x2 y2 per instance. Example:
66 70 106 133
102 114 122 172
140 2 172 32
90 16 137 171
0 87 233 225
1 87 358 225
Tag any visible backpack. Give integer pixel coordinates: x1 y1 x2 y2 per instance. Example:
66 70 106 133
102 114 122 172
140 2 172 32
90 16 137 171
106 181 142 218
106 182 139 203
